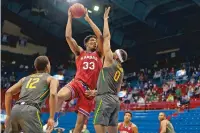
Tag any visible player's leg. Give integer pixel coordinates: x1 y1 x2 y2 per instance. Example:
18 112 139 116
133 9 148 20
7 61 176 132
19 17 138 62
4 116 20 133
18 105 43 133
4 120 20 133
42 85 73 132
73 112 88 133
57 85 72 100
106 112 118 133
107 101 120 133
94 96 110 133
107 126 118 133
5 105 21 133
57 83 75 111
73 88 92 133
94 125 106 133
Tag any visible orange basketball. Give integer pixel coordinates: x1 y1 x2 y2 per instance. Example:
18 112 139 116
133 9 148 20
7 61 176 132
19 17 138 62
70 3 85 18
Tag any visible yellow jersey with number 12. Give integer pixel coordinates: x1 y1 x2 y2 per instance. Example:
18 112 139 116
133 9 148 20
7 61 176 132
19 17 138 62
17 73 50 109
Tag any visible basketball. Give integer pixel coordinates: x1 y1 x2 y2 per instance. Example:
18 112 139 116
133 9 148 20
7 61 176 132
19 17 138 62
70 3 85 18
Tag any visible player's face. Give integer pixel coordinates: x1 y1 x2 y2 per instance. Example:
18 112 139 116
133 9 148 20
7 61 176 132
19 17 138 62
86 37 97 52
158 113 165 121
124 113 131 122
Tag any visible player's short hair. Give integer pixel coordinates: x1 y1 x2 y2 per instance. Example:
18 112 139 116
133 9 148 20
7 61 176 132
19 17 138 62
84 35 97 46
124 111 132 117
160 112 166 117
34 56 49 71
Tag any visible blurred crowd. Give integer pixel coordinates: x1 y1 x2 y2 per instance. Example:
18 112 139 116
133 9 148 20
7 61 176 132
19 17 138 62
1 51 200 109
120 57 200 108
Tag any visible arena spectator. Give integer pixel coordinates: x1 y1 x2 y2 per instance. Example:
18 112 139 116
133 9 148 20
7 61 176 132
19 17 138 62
166 93 174 102
187 85 194 98
123 91 133 111
177 94 190 110
175 88 182 99
194 86 200 98
137 96 145 105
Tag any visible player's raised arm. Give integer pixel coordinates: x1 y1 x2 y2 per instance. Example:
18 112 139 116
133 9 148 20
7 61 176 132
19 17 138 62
84 8 103 57
66 8 83 56
103 7 113 63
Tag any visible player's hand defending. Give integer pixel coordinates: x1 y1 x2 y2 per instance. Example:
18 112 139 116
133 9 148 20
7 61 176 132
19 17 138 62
84 8 90 22
104 7 111 20
46 118 55 133
85 90 97 97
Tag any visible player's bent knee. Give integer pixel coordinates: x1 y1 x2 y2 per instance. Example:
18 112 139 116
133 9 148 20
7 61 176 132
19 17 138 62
57 86 72 100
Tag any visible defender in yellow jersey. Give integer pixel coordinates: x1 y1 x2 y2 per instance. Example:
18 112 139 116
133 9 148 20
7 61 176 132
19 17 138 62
5 56 59 133
93 7 128 133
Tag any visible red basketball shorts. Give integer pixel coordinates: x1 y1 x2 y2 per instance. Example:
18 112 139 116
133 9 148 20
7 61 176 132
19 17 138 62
65 79 94 117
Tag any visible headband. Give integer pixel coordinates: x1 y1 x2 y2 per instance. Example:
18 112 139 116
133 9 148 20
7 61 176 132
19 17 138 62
115 49 124 63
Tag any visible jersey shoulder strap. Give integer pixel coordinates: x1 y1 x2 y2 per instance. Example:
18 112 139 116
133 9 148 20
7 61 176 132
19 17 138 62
131 123 137 127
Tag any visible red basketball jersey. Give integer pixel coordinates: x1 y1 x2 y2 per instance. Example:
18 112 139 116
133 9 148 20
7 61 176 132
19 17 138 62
118 123 134 133
74 51 103 90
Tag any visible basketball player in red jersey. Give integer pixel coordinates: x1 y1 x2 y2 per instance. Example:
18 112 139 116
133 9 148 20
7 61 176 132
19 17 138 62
56 7 104 133
118 112 138 133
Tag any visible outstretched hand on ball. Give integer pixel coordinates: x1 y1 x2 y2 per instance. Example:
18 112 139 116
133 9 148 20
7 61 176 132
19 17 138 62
69 3 86 18
68 8 72 18
84 8 90 22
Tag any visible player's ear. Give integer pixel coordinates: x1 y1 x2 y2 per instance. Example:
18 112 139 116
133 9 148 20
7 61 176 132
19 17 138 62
46 63 50 73
84 41 89 48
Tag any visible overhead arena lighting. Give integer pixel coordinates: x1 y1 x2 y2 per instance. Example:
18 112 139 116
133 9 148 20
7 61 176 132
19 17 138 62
94 5 99 11
156 48 180 55
67 0 77 3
